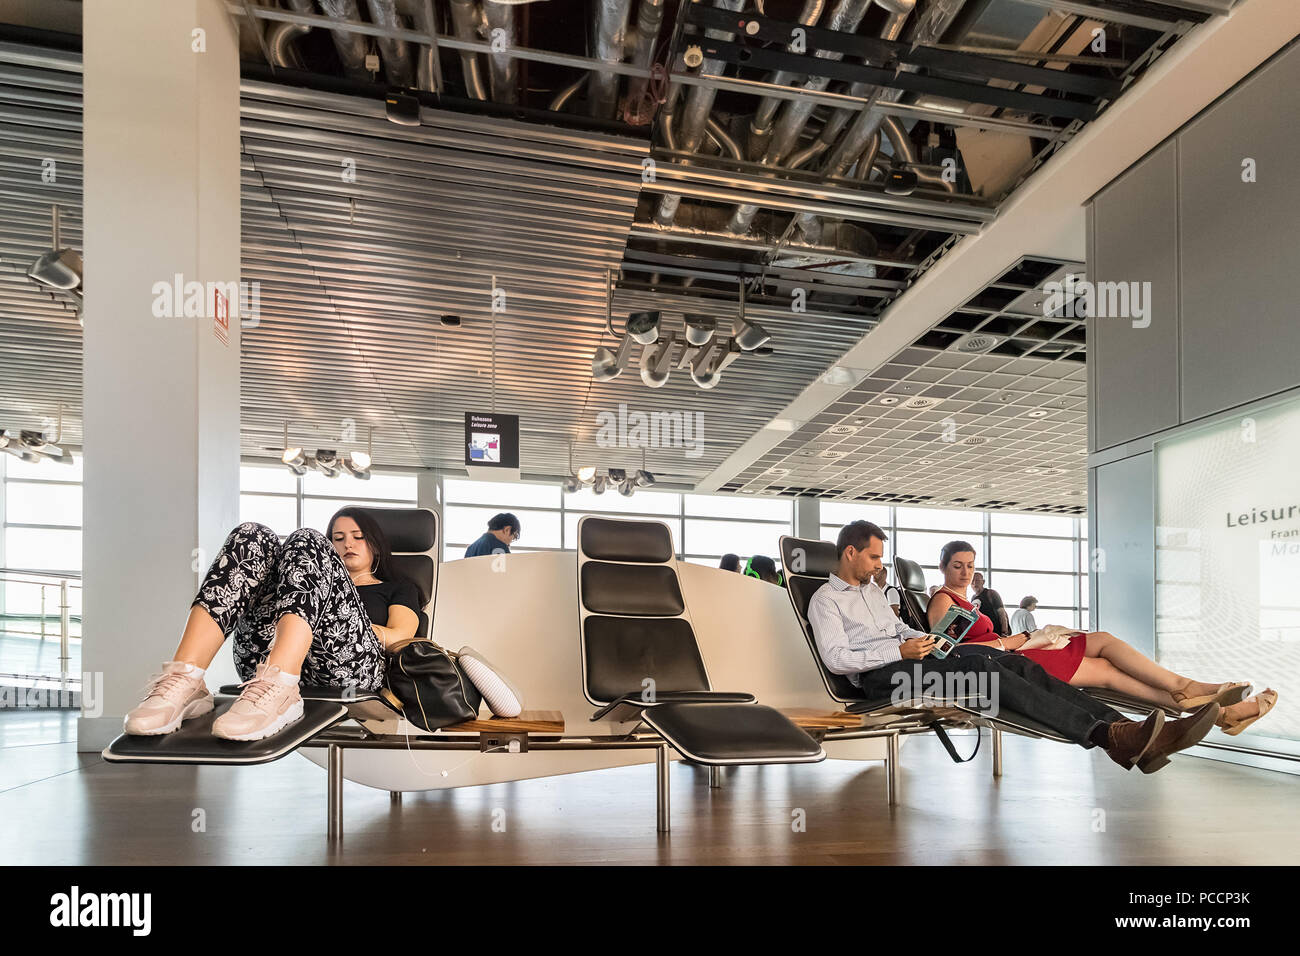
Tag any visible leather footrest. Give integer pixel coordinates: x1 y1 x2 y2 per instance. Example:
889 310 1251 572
641 702 826 766
101 699 349 766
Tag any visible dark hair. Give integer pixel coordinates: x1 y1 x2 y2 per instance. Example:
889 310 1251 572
488 512 520 537
749 555 783 586
719 553 741 572
836 520 888 559
326 507 428 607
939 539 977 569
1020 595 1038 609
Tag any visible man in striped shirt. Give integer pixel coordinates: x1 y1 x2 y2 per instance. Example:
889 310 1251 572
805 520 1219 774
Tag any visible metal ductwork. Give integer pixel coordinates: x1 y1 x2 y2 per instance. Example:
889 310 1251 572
724 0 875 236
267 0 317 68
746 0 827 161
448 0 488 100
624 0 667 123
483 0 519 105
653 0 746 228
365 0 416 88
404 0 439 92
316 0 371 80
590 0 636 118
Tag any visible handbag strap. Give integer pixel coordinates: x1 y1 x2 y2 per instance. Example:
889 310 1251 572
929 723 982 764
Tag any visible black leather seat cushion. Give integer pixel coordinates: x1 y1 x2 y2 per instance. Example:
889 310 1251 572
580 516 674 563
581 561 685 616
779 537 837 579
583 616 710 701
642 703 825 764
354 506 437 553
102 699 348 765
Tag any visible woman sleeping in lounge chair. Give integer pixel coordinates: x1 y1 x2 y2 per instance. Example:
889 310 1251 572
122 507 424 742
926 539 1276 736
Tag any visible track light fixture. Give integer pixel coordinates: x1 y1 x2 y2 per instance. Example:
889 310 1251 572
634 469 656 488
562 475 581 493
618 479 635 496
0 406 73 465
577 464 597 484
592 474 608 495
608 468 627 483
734 318 771 352
640 335 674 388
690 346 724 390
314 449 341 478
626 310 662 345
591 334 634 382
27 205 82 292
684 314 717 346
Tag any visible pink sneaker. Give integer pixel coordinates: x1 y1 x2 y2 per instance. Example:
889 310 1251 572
211 663 304 741
123 661 214 735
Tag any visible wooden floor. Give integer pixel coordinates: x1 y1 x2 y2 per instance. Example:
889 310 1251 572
1 709 1296 865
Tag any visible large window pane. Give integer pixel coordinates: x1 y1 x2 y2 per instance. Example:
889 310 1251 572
565 513 678 552
240 494 298 537
5 481 82 526
684 519 785 559
444 478 560 509
895 506 983 532
684 493 791 521
240 464 296 494
302 497 420 534
302 469 417 501
989 512 1074 537
821 502 890 527
3 454 82 482
895 530 981 569
989 535 1075 571
988 571 1074 609
5 528 81 573
444 505 561 550
564 487 679 515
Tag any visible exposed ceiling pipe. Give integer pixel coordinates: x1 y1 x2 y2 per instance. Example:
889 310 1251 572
483 0 519 104
316 0 372 80
590 0 635 118
268 0 317 68
365 0 416 88
725 0 875 235
404 0 438 92
448 0 488 99
746 0 827 160
623 0 666 123
652 0 746 228
549 73 588 112
706 116 743 159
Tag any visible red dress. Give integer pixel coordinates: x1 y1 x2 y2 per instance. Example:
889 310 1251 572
929 587 1085 682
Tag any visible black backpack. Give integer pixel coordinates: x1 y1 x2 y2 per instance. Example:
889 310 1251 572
385 641 482 731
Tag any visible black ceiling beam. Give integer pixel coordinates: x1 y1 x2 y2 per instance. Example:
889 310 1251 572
685 6 1122 101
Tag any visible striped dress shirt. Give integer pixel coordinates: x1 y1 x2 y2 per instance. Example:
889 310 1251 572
807 572 930 685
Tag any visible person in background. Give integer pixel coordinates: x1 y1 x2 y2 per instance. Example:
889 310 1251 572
927 585 941 598
971 571 1010 637
1010 595 1039 635
720 553 741 572
464 512 520 558
872 566 902 618
749 555 784 587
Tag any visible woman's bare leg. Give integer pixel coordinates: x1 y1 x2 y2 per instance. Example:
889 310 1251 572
172 605 226 670
1083 632 1219 699
1072 656 1179 709
264 613 311 677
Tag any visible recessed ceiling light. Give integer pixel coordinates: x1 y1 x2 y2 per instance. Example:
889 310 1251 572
954 333 1000 353
975 481 996 489
902 396 938 409
820 450 847 459
765 418 804 432
739 488 756 494
827 424 859 435
962 436 987 445
1024 467 1043 474
877 396 901 406
998 393 1017 403
1026 410 1050 418
766 466 790 475
918 459 935 466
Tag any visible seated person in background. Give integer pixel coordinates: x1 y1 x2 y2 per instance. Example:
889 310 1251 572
748 554 784 587
806 520 1224 773
1010 596 1039 635
464 512 520 558
123 507 424 741
927 539 1276 734
719 553 741 572
971 572 1010 636
872 566 902 618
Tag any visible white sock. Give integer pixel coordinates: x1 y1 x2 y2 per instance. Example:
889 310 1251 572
175 661 205 679
274 669 300 686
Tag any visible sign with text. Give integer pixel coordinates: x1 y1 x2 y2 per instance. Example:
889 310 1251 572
464 412 519 470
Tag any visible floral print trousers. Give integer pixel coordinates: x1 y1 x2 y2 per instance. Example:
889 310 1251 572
192 522 385 691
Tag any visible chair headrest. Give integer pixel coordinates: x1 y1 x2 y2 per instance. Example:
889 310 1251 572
894 555 927 593
779 536 838 580
350 507 437 554
579 516 673 563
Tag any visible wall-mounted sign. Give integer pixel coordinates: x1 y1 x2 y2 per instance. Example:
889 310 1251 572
465 412 519 470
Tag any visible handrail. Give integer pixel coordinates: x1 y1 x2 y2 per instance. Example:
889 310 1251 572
0 571 79 690
0 566 82 582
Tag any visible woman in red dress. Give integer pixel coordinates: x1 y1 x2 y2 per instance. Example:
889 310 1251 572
924 540 1276 733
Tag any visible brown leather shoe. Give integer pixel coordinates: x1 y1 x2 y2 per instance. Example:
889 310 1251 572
1104 711 1163 770
1136 703 1221 774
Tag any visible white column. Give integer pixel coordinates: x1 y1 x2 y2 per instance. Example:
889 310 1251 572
793 496 820 541
80 0 241 749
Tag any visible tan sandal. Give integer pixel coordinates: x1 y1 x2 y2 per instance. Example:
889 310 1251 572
1173 680 1250 711
1218 689 1278 736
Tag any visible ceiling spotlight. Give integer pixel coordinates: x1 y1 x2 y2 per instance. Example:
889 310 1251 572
577 464 597 483
734 318 771 352
385 90 421 126
608 467 627 483
626 311 662 345
282 446 305 466
618 479 635 497
562 475 581 493
591 335 634 382
439 314 462 327
592 474 608 495
684 314 717 346
689 344 723 389
315 449 340 478
640 336 674 388
634 469 656 488
28 205 82 291
343 449 371 479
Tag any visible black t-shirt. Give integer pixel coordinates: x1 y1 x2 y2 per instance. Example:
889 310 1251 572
357 577 426 638
972 586 1009 637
